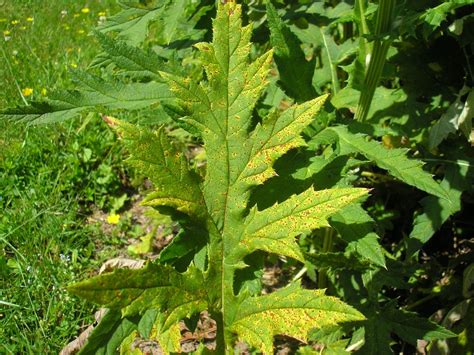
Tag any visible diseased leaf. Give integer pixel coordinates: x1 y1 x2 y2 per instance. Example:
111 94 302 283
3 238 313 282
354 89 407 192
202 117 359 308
230 284 365 354
241 188 367 261
106 117 206 222
69 3 371 352
68 262 207 318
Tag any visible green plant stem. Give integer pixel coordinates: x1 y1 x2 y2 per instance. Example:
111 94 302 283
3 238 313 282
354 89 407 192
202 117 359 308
213 311 226 354
404 293 438 311
356 0 370 38
320 28 340 94
318 228 335 289
355 0 396 122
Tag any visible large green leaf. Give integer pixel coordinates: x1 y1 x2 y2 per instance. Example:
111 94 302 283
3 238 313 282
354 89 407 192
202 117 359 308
385 308 457 345
70 3 371 352
230 283 365 354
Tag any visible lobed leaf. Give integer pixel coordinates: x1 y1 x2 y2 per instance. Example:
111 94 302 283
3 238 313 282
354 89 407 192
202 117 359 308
240 187 368 261
230 283 365 353
68 262 207 320
104 117 206 222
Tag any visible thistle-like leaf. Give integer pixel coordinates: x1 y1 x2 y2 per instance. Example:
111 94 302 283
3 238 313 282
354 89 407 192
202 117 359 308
97 0 208 46
71 3 369 352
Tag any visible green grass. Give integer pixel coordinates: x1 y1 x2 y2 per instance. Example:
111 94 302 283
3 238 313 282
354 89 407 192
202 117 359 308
0 1 133 352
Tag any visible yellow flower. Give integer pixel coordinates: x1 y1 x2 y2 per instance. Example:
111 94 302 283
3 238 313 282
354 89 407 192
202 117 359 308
98 11 106 16
26 17 34 22
22 88 33 97
73 13 80 18
81 7 90 14
70 63 78 68
107 213 120 225
3 30 10 36
41 88 47 96
11 20 19 25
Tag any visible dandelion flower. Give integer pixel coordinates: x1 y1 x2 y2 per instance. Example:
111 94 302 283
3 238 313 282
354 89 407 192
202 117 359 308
70 63 78 68
22 88 33 97
107 213 120 225
41 88 47 96
26 17 34 22
81 8 90 14
98 11 106 17
11 20 19 25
